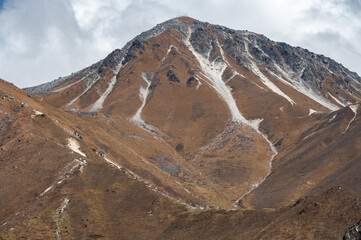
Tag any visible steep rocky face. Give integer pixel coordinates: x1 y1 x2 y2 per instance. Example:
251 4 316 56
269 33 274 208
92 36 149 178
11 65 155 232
344 220 361 240
20 17 361 212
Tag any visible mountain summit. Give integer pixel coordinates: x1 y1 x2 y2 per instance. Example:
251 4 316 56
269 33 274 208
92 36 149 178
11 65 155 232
1 17 361 239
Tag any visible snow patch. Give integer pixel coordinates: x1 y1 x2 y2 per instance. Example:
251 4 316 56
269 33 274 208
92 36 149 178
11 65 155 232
309 109 318 116
67 138 86 157
350 104 358 114
31 110 44 119
248 118 263 130
34 110 43 115
328 114 337 123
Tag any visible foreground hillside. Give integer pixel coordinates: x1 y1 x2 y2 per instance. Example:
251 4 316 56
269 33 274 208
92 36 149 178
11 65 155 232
0 78 360 239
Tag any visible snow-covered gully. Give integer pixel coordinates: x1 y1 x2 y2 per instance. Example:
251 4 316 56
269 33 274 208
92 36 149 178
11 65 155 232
342 104 358 135
66 75 100 107
131 71 156 133
89 62 124 112
184 27 277 208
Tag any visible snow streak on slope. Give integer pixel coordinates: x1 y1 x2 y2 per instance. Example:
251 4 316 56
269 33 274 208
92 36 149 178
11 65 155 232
66 75 100 107
90 62 124 112
52 79 82 93
309 109 318 116
131 71 155 132
268 63 339 111
162 44 179 61
342 104 358 135
185 33 247 123
329 93 346 107
67 138 86 157
247 43 339 111
55 198 70 240
244 42 295 105
184 28 277 206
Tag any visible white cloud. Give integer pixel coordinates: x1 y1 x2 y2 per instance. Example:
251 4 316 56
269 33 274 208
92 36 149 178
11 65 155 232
0 0 360 88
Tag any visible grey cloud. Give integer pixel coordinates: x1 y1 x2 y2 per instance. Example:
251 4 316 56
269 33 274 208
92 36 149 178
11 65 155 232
0 0 360 88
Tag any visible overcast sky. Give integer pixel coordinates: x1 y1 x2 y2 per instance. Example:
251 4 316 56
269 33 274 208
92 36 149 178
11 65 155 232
0 0 360 88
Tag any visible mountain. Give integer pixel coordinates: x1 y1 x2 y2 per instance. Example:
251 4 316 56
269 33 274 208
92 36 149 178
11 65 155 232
1 16 361 239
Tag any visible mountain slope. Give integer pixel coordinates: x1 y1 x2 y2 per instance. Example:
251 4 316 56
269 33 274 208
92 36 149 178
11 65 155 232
23 16 361 211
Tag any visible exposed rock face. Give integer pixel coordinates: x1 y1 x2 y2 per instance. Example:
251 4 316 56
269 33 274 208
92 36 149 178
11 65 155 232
344 220 361 240
186 76 198 87
166 70 180 83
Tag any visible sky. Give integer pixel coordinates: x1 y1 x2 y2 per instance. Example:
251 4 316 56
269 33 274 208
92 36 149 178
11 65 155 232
0 0 360 88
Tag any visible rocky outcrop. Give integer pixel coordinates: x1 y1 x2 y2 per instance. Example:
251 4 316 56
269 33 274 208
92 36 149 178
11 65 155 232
186 76 198 87
122 40 145 65
344 220 361 240
166 70 180 83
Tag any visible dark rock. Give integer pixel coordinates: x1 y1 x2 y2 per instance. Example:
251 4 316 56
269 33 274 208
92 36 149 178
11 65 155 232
122 40 146 65
169 49 178 55
76 112 98 117
175 143 184 152
186 76 198 87
343 219 361 240
152 43 161 50
166 70 180 83
40 114 46 117
93 149 106 158
274 136 284 148
73 131 82 140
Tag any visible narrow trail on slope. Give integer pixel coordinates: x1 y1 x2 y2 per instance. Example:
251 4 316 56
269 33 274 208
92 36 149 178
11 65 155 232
184 27 277 207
